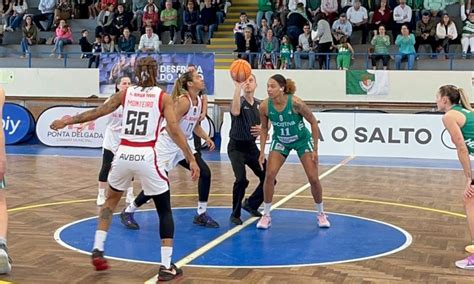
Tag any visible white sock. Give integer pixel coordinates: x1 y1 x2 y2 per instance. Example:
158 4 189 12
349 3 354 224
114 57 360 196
93 230 107 251
263 202 272 215
98 188 105 196
125 202 137 213
127 187 134 195
316 202 324 215
197 202 207 215
161 246 173 269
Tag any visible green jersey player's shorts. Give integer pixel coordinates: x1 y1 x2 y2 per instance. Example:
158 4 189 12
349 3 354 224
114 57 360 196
270 137 314 158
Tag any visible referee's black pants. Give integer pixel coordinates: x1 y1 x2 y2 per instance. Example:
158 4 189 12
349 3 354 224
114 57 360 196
228 139 265 218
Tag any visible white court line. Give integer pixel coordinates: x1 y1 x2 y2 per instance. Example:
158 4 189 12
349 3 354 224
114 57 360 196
144 155 355 284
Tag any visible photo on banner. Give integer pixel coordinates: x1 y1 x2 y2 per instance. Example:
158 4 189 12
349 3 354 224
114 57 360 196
98 53 215 95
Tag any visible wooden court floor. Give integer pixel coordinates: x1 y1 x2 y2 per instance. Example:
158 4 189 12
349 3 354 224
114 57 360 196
1 154 474 283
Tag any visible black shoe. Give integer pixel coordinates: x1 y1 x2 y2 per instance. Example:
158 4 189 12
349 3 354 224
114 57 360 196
193 212 219 228
242 199 263 217
230 215 243 225
158 263 183 281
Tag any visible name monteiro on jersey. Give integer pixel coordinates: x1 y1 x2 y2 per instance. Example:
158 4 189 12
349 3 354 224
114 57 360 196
126 91 156 108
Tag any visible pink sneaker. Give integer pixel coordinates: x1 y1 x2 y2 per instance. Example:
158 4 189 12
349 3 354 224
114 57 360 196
317 213 330 228
256 215 271 229
455 254 474 270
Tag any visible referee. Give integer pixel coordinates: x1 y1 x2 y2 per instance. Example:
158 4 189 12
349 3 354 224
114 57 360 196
228 74 265 225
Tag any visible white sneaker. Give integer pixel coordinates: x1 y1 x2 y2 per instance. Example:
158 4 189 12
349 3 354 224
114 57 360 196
0 246 11 274
168 40 174 45
126 192 135 204
96 193 105 206
455 254 474 270
317 213 331 228
256 215 271 230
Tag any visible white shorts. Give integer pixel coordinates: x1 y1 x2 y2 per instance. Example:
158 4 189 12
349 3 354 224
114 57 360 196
103 128 120 154
156 132 196 172
108 145 169 196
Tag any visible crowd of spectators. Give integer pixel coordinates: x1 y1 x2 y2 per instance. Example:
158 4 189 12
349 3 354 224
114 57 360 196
0 0 230 61
235 0 474 70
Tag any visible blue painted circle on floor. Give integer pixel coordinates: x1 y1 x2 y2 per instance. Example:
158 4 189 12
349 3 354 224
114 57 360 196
55 207 411 267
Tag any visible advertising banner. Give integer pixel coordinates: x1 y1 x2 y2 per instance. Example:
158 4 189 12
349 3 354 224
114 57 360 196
2 103 35 144
220 112 457 159
36 106 109 148
99 53 215 95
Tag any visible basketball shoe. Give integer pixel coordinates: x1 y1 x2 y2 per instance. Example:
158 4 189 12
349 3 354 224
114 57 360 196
91 249 109 271
0 243 11 274
120 209 140 230
158 263 182 282
256 214 271 229
455 254 474 270
317 213 330 228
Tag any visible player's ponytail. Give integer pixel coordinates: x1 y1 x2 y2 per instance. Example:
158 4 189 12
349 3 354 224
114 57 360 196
171 76 184 101
285 79 296 95
459 88 472 111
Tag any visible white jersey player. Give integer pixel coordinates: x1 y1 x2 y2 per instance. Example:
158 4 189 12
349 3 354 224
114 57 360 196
50 57 199 281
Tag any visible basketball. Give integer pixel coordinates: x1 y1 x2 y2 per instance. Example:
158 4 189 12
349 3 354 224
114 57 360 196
229 59 252 83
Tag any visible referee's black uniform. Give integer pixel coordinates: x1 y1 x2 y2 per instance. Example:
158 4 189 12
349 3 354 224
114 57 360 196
228 96 265 220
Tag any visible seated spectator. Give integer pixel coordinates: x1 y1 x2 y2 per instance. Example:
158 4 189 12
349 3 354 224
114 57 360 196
138 25 160 51
181 0 198 43
332 36 354 69
287 2 309 48
234 11 257 51
306 0 321 21
117 26 135 51
370 24 391 69
313 14 333 69
370 0 392 32
275 0 289 27
196 0 218 44
415 10 436 57
259 28 279 68
33 0 55 31
423 0 445 18
111 4 132 39
79 29 93 58
392 0 412 38
159 0 179 10
332 13 352 43
346 0 368 43
236 27 258 67
435 12 457 58
257 17 270 44
279 35 293 69
143 0 158 13
1 0 13 29
20 15 37 58
142 3 159 33
395 24 416 70
256 0 273 28
271 17 285 39
53 0 73 26
160 0 178 44
131 0 147 30
295 24 316 69
102 33 115 52
88 35 102 68
320 0 338 24
5 0 27 31
95 3 115 37
115 0 131 12
50 19 73 58
460 5 474 58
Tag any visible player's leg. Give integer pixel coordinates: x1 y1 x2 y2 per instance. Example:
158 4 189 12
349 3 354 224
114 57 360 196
456 195 474 269
0 186 11 274
97 148 114 206
228 145 248 225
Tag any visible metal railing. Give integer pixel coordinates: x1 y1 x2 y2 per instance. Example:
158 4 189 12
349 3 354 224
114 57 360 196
2 50 472 70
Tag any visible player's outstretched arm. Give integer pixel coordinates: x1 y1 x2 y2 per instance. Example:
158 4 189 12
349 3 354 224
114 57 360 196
50 90 124 130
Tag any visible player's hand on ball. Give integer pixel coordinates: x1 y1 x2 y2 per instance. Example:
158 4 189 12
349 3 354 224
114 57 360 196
50 119 67 131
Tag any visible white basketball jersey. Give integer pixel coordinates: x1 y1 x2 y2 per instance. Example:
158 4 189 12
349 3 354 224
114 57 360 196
120 86 165 145
108 105 123 132
180 95 202 139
